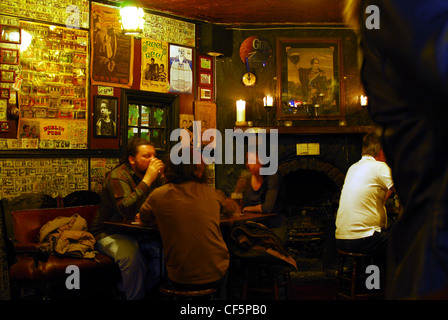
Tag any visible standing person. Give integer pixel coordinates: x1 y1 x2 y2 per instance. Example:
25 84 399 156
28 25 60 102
138 149 233 299
344 1 448 299
335 133 394 261
234 151 287 244
91 138 164 300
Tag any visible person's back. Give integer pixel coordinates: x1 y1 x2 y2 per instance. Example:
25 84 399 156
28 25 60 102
144 181 229 285
336 156 393 240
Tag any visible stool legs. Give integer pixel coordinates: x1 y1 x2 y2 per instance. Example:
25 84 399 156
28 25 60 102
242 265 291 300
336 250 384 300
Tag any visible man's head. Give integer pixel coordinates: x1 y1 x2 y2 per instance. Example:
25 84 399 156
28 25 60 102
164 148 206 184
126 138 156 176
311 58 319 66
100 100 111 118
362 132 383 159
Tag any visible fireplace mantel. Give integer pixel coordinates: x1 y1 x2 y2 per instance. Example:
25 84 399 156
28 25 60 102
233 126 375 134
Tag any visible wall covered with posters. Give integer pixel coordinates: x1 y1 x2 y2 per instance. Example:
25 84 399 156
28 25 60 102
0 157 119 199
0 0 201 199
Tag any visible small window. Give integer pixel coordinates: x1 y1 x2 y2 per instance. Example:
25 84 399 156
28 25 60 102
123 91 179 155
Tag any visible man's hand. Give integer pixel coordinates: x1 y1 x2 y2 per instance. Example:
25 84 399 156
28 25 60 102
142 157 164 186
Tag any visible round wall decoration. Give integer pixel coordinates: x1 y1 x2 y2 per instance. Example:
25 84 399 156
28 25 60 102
239 36 273 69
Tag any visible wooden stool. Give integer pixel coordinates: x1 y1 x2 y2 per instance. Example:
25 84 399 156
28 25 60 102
159 283 217 300
242 263 292 300
336 250 384 300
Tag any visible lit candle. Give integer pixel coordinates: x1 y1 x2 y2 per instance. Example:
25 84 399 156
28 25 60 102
360 95 368 106
263 95 273 107
236 100 246 123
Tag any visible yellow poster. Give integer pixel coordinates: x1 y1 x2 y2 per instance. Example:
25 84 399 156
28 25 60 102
141 38 169 93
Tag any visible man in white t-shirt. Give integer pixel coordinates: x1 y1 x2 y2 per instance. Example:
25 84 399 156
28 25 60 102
335 133 395 258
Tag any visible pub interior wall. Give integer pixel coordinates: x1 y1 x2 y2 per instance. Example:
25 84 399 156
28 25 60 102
0 3 370 200
214 27 371 195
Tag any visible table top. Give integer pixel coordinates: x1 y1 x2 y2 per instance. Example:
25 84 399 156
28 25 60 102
219 212 278 226
104 212 278 230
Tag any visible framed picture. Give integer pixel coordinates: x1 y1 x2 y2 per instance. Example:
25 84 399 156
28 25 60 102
194 100 216 145
199 72 212 86
276 37 345 120
199 88 212 100
199 55 212 71
93 96 118 138
0 98 7 121
1 87 10 99
0 48 19 64
0 25 21 44
0 121 9 132
169 45 193 94
0 70 15 83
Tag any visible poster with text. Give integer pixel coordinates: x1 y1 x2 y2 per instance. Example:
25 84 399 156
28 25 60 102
141 38 169 93
17 118 87 148
91 2 134 87
169 45 193 94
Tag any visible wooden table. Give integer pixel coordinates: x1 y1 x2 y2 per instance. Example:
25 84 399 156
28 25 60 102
103 212 278 283
104 212 278 229
219 212 278 226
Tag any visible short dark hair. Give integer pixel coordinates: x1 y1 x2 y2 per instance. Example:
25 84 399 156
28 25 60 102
362 132 382 157
124 137 155 163
164 148 207 184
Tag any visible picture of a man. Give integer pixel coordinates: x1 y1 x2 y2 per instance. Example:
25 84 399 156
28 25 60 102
96 99 116 137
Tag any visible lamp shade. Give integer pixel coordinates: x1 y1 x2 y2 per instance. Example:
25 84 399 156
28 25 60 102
120 6 144 35
200 24 233 57
360 95 368 106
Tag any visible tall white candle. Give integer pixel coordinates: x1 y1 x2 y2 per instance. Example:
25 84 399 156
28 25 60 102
236 100 246 122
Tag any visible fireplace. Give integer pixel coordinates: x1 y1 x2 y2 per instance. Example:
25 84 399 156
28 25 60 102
278 157 346 275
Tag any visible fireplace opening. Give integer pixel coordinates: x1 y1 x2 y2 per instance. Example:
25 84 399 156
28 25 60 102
280 164 342 276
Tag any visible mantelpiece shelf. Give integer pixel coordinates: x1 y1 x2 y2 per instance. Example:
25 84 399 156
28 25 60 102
233 126 374 134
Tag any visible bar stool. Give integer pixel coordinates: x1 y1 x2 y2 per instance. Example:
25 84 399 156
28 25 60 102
241 263 292 300
336 250 384 300
159 283 217 300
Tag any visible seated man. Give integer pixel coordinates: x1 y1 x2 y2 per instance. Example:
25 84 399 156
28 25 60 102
335 132 395 261
138 149 235 299
90 137 164 300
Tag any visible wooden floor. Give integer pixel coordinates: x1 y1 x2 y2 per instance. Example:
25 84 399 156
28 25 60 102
12 269 340 300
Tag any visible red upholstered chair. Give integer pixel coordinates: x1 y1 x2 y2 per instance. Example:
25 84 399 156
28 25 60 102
2 193 119 300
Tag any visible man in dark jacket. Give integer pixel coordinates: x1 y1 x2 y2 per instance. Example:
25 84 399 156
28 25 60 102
91 138 164 300
344 0 448 299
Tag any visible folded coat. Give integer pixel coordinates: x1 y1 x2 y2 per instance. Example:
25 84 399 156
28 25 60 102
38 213 96 259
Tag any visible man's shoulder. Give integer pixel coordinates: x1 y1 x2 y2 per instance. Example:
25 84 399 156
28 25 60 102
107 163 133 180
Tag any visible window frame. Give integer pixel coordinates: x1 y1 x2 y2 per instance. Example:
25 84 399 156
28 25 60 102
121 90 179 159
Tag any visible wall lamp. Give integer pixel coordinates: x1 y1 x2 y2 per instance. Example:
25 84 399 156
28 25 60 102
360 95 368 107
263 95 274 108
120 2 145 35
